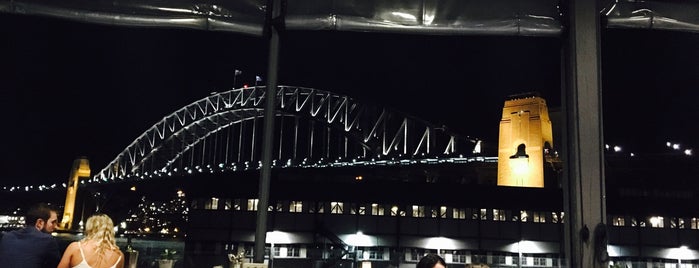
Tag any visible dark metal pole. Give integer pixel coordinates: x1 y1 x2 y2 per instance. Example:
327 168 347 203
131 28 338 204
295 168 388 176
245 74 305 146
254 0 284 263
561 0 607 267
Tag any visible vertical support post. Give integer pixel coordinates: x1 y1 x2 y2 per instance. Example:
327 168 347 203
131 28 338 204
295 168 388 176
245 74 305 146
255 0 284 263
561 0 607 268
517 241 522 268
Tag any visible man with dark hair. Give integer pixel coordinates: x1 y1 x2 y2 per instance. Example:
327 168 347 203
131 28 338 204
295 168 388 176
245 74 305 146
0 202 61 268
417 253 447 268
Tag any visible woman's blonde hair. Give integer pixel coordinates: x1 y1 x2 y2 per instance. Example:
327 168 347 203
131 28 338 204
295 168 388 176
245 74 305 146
82 214 119 257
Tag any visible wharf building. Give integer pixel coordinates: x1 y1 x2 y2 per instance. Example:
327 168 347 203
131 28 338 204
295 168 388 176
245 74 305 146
181 93 699 268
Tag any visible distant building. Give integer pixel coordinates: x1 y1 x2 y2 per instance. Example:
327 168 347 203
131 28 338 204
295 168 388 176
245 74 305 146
178 95 699 268
497 93 554 188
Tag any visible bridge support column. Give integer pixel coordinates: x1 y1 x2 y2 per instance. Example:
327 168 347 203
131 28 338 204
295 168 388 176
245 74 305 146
59 157 91 231
497 94 553 188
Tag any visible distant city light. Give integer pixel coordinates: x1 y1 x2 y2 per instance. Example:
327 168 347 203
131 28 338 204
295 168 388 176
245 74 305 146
613 146 622 152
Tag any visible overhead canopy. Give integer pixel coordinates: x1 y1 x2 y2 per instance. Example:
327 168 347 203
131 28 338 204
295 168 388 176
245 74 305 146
1 0 699 37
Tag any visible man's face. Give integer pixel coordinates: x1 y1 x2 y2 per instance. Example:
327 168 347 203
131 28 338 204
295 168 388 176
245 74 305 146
433 264 446 268
41 211 58 233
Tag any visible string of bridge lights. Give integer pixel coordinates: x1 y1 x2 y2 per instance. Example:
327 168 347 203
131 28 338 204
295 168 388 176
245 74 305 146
1 154 494 194
2 141 693 194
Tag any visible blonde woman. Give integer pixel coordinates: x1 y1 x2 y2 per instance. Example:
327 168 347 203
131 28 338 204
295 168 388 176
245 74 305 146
58 214 124 268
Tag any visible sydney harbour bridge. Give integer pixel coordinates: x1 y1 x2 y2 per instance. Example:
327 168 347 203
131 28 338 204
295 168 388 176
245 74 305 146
2 85 497 208
91 85 488 184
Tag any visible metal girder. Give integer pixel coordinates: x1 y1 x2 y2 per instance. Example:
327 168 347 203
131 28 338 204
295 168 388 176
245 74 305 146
91 86 481 183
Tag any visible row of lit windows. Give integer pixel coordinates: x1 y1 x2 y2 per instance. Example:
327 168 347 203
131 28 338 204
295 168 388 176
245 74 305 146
611 216 699 229
269 248 696 267
238 243 558 266
196 198 699 230
192 198 565 223
230 242 699 267
612 259 699 268
272 245 302 258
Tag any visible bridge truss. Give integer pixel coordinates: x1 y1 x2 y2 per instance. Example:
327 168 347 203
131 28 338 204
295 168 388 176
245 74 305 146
91 86 486 183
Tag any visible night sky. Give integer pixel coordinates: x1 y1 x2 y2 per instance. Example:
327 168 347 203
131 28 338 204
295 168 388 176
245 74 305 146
2 13 698 186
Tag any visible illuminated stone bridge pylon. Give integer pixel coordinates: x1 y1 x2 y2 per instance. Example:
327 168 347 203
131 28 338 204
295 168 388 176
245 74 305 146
92 86 486 183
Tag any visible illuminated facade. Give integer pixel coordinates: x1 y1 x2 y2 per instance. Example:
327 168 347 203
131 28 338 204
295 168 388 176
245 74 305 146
58 157 90 230
497 94 553 188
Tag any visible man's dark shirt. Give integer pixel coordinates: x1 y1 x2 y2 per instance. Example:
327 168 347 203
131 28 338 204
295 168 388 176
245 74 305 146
0 226 61 268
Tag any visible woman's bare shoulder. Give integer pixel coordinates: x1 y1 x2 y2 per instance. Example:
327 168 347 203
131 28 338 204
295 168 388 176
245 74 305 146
113 248 125 257
67 241 81 249
62 241 80 254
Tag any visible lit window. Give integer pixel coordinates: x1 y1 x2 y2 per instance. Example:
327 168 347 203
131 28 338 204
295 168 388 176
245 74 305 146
350 204 366 215
412 205 425 217
331 202 344 214
224 199 232 210
247 199 258 211
430 207 439 218
560 212 565 223
453 208 466 219
533 257 548 265
288 245 300 257
692 218 699 229
551 212 559 223
274 245 301 258
391 206 399 216
358 247 384 260
493 209 506 221
521 211 529 222
492 255 506 264
273 246 281 257
440 206 447 218
447 250 468 263
649 216 664 228
289 201 303 213
371 203 384 216
206 197 219 210
317 202 325 213
612 216 625 226
534 212 545 223
233 199 241 210
480 209 487 220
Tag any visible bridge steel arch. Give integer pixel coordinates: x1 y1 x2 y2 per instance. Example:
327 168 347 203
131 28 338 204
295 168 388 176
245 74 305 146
92 86 483 183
